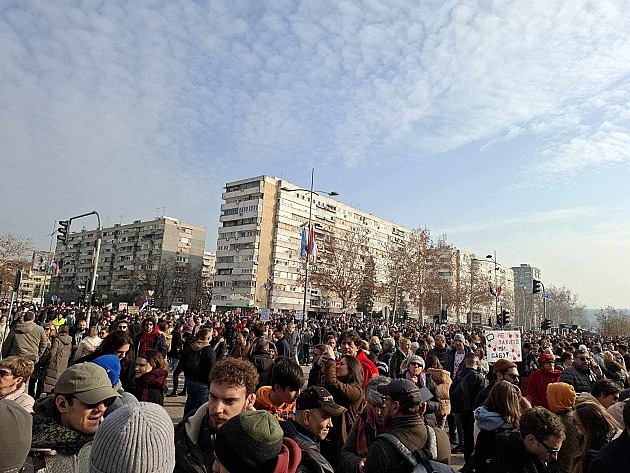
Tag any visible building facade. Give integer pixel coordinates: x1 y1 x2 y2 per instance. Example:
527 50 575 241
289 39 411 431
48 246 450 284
212 176 419 314
212 176 486 320
511 264 542 329
51 217 206 308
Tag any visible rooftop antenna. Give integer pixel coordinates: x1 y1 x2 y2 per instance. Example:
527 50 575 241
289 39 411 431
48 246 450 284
156 206 166 218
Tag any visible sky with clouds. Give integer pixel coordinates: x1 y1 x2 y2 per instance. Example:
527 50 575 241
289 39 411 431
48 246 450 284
2 0 630 308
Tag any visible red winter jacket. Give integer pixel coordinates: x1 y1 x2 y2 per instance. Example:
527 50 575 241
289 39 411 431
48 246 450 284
527 367 561 410
356 350 379 388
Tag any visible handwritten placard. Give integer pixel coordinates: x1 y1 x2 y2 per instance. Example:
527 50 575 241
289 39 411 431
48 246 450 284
485 330 522 362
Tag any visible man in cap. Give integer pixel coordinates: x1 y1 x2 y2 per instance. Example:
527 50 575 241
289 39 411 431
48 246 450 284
28 363 121 472
401 354 442 428
526 354 561 410
365 379 451 473
446 333 471 378
213 410 302 473
280 386 346 473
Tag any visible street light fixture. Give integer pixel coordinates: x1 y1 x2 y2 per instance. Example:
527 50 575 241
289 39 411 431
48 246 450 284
280 168 338 324
485 251 500 325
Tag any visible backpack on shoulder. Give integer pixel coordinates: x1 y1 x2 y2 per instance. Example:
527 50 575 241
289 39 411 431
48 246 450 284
448 372 471 415
379 426 456 473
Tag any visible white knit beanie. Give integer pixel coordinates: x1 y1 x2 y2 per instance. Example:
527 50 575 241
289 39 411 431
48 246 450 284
89 402 175 473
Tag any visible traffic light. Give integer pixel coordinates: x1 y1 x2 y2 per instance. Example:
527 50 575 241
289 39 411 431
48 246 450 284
13 270 22 291
440 308 448 324
543 318 552 330
57 220 70 244
90 292 102 306
433 314 440 324
77 284 87 303
532 279 541 294
502 309 510 325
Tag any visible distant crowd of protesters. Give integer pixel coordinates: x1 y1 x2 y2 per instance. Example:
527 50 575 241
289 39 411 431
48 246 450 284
0 299 629 473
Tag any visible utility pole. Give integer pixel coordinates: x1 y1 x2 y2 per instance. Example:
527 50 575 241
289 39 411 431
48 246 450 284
58 211 102 327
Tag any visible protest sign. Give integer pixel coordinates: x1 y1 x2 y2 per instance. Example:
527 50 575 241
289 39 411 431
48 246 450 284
485 330 522 362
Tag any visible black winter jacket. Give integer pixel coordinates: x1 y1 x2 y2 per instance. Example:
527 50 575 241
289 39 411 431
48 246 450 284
176 344 216 384
174 403 216 473
249 349 274 389
558 365 599 393
281 419 334 473
486 431 549 473
365 415 451 473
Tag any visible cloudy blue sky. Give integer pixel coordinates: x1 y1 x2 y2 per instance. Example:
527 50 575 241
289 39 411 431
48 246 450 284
2 0 630 308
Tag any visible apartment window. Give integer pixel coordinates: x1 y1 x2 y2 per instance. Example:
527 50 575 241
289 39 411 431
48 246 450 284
176 256 189 263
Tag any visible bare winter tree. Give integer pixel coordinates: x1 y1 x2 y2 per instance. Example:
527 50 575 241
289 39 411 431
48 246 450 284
404 229 455 319
544 284 586 326
383 239 414 317
308 227 370 310
597 306 630 336
0 232 33 294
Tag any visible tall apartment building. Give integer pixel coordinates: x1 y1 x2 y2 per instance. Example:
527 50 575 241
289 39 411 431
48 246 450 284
212 176 496 322
212 176 417 313
511 264 542 328
51 217 206 307
511 264 541 291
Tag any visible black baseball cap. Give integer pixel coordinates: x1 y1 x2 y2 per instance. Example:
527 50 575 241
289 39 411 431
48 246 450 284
296 386 347 416
377 379 422 409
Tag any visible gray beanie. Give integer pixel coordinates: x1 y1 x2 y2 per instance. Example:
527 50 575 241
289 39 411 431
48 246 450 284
0 399 32 473
89 402 175 473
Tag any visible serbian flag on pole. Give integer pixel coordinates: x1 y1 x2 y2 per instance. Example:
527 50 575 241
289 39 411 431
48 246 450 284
300 227 307 259
307 224 316 255
138 296 149 313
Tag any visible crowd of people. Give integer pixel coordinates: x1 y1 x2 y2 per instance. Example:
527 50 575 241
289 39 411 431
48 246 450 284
0 300 629 473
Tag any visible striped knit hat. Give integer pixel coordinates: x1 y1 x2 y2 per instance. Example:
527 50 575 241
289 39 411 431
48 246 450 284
89 402 175 473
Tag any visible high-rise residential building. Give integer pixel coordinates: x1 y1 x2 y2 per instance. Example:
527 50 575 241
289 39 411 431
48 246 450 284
201 251 216 308
511 264 541 291
212 175 418 314
51 217 206 307
511 264 542 329
212 175 488 322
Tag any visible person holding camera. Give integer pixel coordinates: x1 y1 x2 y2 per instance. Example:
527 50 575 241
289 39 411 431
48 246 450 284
559 348 604 393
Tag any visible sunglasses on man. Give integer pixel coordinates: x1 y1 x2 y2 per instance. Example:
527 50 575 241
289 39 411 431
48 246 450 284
533 435 560 456
63 394 117 410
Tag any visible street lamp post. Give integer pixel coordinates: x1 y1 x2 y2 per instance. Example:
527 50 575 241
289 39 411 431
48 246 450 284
485 251 499 325
280 169 338 324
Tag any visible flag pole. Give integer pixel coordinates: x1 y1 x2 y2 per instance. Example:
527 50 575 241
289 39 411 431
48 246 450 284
301 168 314 328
